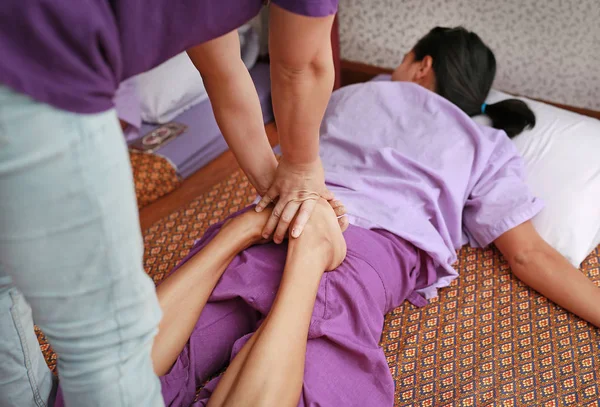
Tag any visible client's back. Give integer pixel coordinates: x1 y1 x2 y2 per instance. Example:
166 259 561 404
319 80 544 299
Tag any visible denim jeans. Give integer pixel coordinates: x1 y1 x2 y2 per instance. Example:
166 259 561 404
0 86 164 406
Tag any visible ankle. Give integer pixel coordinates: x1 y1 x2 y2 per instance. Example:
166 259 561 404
220 216 263 251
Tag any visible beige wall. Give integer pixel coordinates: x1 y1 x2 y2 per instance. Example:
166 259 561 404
338 0 600 110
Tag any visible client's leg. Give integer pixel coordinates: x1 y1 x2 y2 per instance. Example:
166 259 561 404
206 200 347 407
160 298 260 407
298 229 424 407
194 227 422 407
156 202 348 406
152 209 273 376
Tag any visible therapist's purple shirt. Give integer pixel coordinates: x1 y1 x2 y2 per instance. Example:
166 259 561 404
0 0 337 114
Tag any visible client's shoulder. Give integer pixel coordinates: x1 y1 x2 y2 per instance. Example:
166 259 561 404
331 80 441 111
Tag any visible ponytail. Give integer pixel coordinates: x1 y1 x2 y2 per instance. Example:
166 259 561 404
484 99 536 138
412 27 536 139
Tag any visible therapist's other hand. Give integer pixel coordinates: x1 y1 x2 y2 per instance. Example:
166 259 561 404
255 157 334 243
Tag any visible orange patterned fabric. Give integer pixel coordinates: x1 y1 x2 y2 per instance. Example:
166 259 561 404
37 170 600 406
129 150 181 209
385 246 600 407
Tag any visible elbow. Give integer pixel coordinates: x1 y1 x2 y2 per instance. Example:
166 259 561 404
511 243 556 267
200 58 247 91
507 244 558 281
511 247 537 268
271 51 334 86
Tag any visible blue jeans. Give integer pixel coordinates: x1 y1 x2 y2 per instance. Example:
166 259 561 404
0 87 164 406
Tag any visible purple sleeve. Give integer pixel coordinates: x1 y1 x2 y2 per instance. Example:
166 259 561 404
271 0 338 16
462 145 545 247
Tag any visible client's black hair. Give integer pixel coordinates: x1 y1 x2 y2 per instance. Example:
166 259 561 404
412 26 535 138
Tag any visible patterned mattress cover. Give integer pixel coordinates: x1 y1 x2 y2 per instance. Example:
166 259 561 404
37 169 600 406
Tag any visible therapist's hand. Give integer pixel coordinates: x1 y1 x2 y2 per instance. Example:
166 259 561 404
256 157 335 243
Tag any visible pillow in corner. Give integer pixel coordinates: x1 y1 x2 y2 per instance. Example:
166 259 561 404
134 52 208 124
133 24 261 125
477 90 600 267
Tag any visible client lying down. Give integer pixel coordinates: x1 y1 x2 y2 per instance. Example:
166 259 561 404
57 27 600 407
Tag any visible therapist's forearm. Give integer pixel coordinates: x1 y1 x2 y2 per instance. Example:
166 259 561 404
188 38 278 196
202 62 277 194
268 5 335 166
270 51 334 165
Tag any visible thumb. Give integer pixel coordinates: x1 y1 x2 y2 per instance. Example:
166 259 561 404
256 185 279 213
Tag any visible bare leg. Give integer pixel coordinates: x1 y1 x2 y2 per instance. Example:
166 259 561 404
152 209 271 376
207 200 347 407
152 201 347 376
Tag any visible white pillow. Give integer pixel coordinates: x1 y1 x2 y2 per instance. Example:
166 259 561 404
476 91 600 267
134 52 209 124
134 25 259 125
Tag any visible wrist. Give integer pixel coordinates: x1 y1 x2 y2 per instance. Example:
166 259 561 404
279 155 322 171
250 155 277 197
279 148 320 165
254 172 275 197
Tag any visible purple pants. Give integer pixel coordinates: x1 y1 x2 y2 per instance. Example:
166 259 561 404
160 216 433 407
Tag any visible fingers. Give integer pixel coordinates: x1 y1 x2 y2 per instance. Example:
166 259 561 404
338 214 349 232
261 198 287 239
329 200 344 216
290 199 318 238
329 199 349 232
322 187 335 201
273 201 301 244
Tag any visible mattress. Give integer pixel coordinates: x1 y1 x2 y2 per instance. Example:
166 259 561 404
35 168 600 405
136 62 274 179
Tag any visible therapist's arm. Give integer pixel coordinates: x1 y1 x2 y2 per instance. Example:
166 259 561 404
494 221 600 328
256 5 336 243
268 5 334 166
187 31 278 196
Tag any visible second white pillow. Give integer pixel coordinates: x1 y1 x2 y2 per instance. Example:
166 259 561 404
135 52 208 125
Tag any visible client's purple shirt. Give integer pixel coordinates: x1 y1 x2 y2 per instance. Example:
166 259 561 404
0 0 337 114
320 81 544 298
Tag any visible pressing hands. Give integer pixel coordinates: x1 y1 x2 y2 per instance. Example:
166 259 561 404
255 157 348 243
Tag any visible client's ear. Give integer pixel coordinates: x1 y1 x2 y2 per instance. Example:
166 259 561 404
415 55 435 91
415 55 433 79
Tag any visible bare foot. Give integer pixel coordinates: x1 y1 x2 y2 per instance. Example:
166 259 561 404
295 199 347 271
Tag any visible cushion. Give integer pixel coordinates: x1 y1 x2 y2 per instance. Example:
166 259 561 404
476 91 600 267
133 25 260 125
134 52 209 124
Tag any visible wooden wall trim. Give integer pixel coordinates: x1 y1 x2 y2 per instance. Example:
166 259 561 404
340 59 600 120
340 60 392 87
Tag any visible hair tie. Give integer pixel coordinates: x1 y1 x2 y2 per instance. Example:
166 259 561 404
481 103 487 114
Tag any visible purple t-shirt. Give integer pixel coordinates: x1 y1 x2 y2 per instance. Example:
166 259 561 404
320 81 544 299
0 0 337 114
